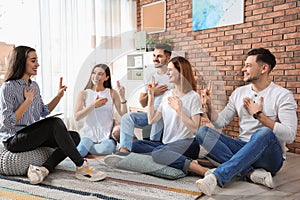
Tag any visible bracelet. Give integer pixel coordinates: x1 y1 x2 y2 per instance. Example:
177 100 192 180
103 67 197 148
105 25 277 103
121 100 127 104
253 111 263 119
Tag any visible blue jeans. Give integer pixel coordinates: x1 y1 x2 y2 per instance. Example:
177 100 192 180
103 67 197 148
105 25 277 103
131 138 199 173
196 126 284 187
77 137 116 157
119 112 163 151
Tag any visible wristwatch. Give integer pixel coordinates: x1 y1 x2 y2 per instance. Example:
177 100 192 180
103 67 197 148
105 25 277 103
253 111 263 119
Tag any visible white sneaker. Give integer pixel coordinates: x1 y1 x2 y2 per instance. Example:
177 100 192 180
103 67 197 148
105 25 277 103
27 164 49 184
250 168 275 188
75 159 107 182
195 174 217 196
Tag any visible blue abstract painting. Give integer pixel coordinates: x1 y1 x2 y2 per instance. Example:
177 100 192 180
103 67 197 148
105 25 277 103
192 0 244 31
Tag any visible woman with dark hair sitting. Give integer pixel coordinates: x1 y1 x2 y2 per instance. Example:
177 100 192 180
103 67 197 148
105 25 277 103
0 46 106 184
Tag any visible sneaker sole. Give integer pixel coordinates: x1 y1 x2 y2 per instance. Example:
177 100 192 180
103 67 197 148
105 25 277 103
104 155 124 167
265 172 275 189
195 179 212 196
75 173 107 182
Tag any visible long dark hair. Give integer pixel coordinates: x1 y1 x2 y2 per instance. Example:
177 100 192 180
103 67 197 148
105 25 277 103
84 64 112 90
168 56 196 93
4 46 36 82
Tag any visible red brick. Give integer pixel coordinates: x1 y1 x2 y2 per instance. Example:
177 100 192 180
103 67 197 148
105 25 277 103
262 23 285 30
274 2 297 11
137 0 300 154
253 7 273 15
285 19 300 27
243 38 262 44
284 32 300 40
286 45 300 51
285 70 300 75
285 7 300 15
275 14 298 23
262 35 283 42
252 30 272 37
273 27 297 35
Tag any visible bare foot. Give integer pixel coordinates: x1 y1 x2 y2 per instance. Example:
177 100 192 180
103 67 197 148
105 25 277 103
119 148 130 153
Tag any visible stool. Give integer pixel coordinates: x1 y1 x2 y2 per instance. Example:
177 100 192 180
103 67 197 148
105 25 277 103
0 147 52 176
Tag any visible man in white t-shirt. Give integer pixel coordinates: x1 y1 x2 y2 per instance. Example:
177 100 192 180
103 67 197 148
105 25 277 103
195 48 298 196
119 44 173 153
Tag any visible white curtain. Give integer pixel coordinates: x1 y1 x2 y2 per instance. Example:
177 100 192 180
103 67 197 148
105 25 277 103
38 0 137 129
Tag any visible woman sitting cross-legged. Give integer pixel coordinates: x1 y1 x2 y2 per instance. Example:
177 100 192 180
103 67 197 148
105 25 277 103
0 46 106 184
131 56 209 176
74 64 127 157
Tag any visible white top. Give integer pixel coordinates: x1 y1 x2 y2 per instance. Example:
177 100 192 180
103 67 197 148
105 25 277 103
212 82 298 158
143 71 174 109
157 90 203 144
80 88 113 143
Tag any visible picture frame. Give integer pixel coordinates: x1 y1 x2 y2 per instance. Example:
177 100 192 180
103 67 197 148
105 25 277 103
141 0 166 34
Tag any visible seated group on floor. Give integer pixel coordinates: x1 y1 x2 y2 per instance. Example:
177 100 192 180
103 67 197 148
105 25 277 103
0 45 297 197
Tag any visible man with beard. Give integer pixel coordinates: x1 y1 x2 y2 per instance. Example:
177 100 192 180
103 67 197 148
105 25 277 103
118 44 173 154
195 48 297 196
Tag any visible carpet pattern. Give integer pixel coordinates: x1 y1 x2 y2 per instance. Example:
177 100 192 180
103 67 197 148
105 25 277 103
0 157 202 200
1 153 299 199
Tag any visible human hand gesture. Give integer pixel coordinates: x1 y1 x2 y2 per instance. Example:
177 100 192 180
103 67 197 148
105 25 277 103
168 91 182 114
243 96 263 116
94 95 108 108
154 84 168 96
147 76 156 97
24 87 35 102
116 80 125 99
200 80 213 110
57 77 67 98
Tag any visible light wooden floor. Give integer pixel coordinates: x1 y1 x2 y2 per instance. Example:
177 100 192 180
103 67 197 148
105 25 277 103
199 152 300 200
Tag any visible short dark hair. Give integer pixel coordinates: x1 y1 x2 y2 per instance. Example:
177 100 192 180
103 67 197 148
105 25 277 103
247 48 276 72
154 43 172 57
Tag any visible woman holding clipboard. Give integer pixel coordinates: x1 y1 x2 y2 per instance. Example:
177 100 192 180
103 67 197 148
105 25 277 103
0 46 106 184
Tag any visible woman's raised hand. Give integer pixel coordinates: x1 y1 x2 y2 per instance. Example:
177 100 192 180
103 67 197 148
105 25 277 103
147 76 156 97
116 80 125 99
57 77 67 98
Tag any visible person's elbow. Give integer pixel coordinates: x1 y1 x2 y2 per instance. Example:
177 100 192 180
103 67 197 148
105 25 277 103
139 100 147 108
191 125 199 135
285 130 297 144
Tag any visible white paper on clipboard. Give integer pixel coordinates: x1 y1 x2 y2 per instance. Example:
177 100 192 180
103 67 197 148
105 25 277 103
46 113 63 118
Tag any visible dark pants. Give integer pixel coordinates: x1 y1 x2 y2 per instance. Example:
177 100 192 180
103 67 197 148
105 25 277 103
5 117 84 172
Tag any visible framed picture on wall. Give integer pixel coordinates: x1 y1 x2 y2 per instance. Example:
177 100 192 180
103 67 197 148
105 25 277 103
192 0 244 31
141 0 166 33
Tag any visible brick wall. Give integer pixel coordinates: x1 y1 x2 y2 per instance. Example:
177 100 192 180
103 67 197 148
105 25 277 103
137 0 300 153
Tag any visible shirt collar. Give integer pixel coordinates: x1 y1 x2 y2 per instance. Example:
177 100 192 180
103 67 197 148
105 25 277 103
16 79 32 86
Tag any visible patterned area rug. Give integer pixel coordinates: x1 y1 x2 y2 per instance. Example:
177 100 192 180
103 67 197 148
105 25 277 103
2 153 298 199
0 156 202 200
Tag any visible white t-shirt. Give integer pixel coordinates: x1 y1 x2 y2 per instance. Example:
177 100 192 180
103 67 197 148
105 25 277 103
157 90 203 144
143 71 174 109
212 82 297 157
80 88 113 143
